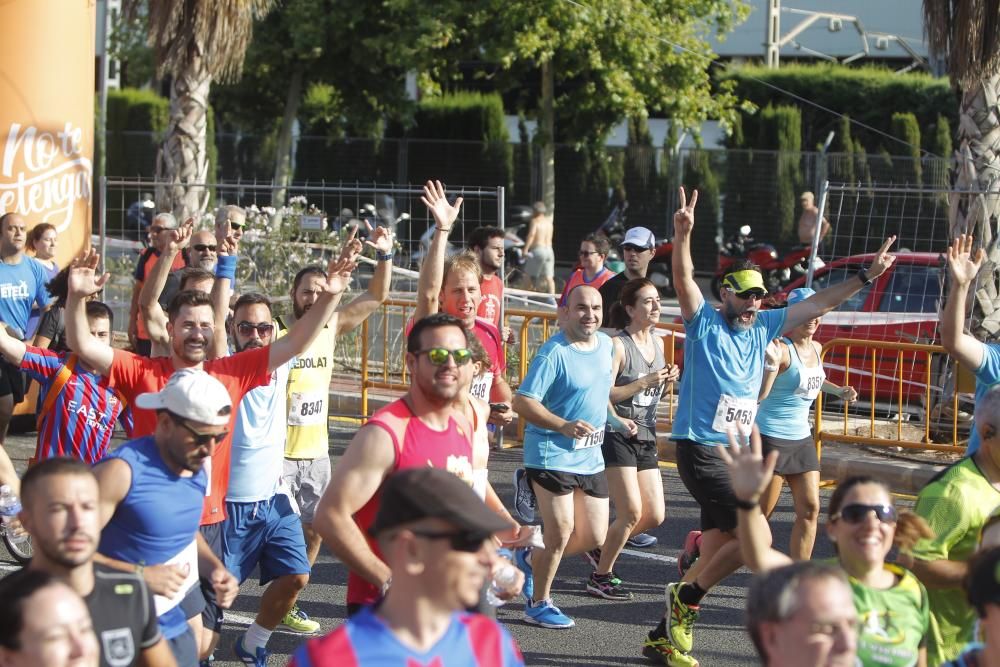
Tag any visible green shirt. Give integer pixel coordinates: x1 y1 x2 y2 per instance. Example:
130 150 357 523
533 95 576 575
849 563 929 667
910 457 1000 666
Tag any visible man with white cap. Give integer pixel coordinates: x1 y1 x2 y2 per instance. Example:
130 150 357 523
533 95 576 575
290 467 524 666
641 187 896 666
91 369 239 667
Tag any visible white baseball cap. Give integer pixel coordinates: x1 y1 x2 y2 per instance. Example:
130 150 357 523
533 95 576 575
135 369 232 426
621 227 656 249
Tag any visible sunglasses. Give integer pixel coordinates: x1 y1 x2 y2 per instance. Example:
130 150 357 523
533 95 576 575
579 250 600 257
149 226 164 235
832 503 897 524
621 244 647 253
416 347 472 366
409 529 488 552
236 321 274 337
732 289 766 300
193 243 217 252
168 413 228 446
229 220 246 230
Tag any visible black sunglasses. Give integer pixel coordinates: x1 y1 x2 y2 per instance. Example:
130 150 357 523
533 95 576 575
415 347 472 366
236 321 274 337
734 289 766 300
168 412 228 446
578 250 600 257
621 244 647 253
409 529 488 552
832 503 897 525
229 220 246 229
193 243 217 252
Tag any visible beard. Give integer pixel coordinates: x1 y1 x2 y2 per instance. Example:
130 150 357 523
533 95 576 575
724 301 757 332
234 338 265 353
293 301 310 319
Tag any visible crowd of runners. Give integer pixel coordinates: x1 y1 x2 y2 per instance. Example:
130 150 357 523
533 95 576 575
3 181 1000 667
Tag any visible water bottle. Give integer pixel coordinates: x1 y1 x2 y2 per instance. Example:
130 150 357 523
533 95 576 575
486 548 520 607
0 484 28 547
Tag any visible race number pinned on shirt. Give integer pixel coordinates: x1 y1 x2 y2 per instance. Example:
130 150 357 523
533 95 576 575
153 539 199 616
469 372 494 402
288 391 327 426
633 383 663 408
574 426 606 450
712 394 756 437
794 366 825 401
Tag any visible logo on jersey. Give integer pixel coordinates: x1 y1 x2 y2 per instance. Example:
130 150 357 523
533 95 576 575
100 628 135 667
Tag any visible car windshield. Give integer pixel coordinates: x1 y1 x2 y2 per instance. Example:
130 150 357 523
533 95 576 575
877 264 941 313
810 264 872 312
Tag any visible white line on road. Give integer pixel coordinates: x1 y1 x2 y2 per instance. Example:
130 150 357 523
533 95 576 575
621 548 677 564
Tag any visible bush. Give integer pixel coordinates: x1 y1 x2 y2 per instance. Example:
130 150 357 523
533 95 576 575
890 112 922 186
759 105 803 243
106 88 169 177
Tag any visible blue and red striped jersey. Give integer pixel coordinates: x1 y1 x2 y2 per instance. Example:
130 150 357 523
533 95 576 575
22 346 132 464
287 608 524 667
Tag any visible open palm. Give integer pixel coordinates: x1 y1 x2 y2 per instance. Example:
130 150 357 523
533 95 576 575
948 234 984 286
68 249 110 297
421 179 463 231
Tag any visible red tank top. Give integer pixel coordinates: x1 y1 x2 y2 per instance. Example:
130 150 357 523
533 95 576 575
347 398 474 605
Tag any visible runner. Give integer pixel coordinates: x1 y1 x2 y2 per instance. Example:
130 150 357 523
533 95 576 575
641 186 896 666
584 278 679 600
92 370 239 667
290 468 524 666
313 313 482 615
511 284 614 628
15 458 174 667
756 287 858 560
467 225 506 329
559 233 614 306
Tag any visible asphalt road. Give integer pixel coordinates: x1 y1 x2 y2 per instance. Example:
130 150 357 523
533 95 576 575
1 422 917 667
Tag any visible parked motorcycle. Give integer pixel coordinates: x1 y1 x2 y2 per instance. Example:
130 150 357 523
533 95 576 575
710 225 823 299
595 201 628 273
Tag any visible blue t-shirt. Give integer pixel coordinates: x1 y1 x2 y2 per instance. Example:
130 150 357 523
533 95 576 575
227 360 291 502
670 300 787 446
518 331 614 474
966 342 1000 455
0 255 51 338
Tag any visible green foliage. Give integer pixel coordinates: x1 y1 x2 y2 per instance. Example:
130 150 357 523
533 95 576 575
683 150 721 268
889 112 922 186
756 105 803 242
931 114 953 158
106 88 169 177
828 114 856 185
623 116 662 232
108 7 156 88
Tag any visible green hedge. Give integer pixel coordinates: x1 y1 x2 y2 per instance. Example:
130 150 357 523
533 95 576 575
106 88 168 177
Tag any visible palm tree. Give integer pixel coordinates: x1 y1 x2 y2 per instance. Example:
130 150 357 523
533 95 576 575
129 0 274 218
924 1 1000 334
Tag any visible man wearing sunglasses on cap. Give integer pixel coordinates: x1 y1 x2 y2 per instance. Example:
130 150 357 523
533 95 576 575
642 186 896 667
92 369 240 667
315 313 488 617
292 467 524 666
904 383 1000 665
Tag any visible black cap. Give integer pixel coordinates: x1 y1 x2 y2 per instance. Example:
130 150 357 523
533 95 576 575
369 468 512 537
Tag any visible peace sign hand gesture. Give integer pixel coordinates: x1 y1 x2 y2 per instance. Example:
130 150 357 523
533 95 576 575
866 236 897 280
673 186 699 238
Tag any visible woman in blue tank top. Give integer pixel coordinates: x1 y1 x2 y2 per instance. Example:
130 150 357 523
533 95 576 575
757 287 858 560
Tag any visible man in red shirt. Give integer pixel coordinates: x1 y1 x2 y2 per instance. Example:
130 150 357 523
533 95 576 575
467 226 505 329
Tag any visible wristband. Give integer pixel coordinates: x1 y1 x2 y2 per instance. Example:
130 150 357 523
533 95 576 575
857 267 872 286
376 251 393 262
135 562 145 577
734 497 760 511
764 363 778 372
215 254 237 287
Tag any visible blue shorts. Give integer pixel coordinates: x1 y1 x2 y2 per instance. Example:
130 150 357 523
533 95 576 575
222 493 310 586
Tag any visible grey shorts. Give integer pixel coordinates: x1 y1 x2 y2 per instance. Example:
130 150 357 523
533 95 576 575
525 246 554 280
282 456 332 525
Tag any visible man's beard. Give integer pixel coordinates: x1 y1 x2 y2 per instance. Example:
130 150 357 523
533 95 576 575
293 301 309 319
724 301 756 332
234 339 265 353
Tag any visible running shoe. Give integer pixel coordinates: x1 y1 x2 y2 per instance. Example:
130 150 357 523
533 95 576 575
524 598 575 629
513 468 537 524
642 631 700 666
278 605 320 634
583 547 602 570
514 547 534 601
234 635 269 667
677 530 702 577
587 571 633 600
665 582 699 653
626 532 658 548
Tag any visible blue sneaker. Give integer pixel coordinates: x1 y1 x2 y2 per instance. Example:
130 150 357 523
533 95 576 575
626 532 658 548
525 598 575 628
514 547 534 601
513 468 537 524
234 635 269 667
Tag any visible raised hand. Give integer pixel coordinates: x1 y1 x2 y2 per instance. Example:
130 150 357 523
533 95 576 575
214 211 240 253
672 186 699 238
947 234 984 287
867 235 897 279
764 339 783 369
366 222 394 255
717 426 777 504
324 240 358 297
166 217 195 253
421 179 463 232
68 249 110 298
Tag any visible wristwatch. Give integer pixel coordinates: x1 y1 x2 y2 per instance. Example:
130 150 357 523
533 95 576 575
857 267 873 286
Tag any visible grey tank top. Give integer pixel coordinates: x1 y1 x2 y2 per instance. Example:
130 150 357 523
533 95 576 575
611 329 666 442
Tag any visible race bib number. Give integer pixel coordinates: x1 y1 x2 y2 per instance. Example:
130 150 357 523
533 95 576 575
633 383 663 408
152 539 199 616
469 372 493 402
574 427 606 450
794 367 825 400
288 391 327 426
711 394 757 437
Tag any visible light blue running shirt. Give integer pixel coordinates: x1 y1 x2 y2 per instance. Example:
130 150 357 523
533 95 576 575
756 338 825 440
670 300 786 446
966 342 1000 456
518 331 614 474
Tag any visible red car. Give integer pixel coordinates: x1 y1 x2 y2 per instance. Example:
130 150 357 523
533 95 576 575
770 252 944 406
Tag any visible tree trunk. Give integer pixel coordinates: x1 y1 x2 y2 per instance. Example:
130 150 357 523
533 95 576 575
950 73 1000 339
156 57 211 220
539 59 555 214
271 62 305 208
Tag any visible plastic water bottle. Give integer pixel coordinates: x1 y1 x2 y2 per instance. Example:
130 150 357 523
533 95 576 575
0 484 28 547
486 548 520 607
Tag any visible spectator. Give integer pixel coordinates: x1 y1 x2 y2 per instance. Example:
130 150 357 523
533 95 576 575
797 191 830 250
467 226 506 329
157 228 219 313
129 212 184 357
598 226 656 327
25 222 58 340
523 202 555 296
560 233 614 306
941 546 1000 666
